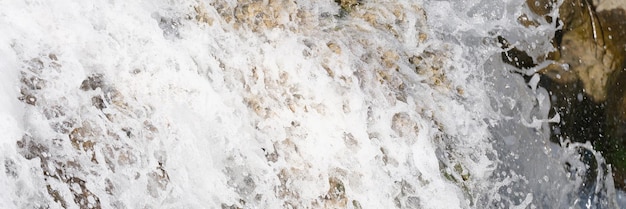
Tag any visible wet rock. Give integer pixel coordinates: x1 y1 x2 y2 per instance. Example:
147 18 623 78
526 0 557 21
194 4 214 26
17 134 49 160
147 162 170 198
80 74 105 91
4 159 18 178
69 125 98 152
9 47 171 209
151 12 182 40
20 93 37 105
506 0 626 189
393 180 423 209
326 42 342 54
323 176 347 208
18 54 61 106
549 0 626 190
335 0 359 13
499 36 537 69
214 0 298 32
91 96 106 110
391 112 419 137
382 50 399 69
526 0 626 102
66 177 102 209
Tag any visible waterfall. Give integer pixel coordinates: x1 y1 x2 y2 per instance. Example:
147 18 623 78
0 0 618 208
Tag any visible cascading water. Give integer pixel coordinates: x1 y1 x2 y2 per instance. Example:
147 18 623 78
0 0 620 208
425 0 617 207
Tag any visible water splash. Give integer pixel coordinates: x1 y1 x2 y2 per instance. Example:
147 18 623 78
0 0 617 208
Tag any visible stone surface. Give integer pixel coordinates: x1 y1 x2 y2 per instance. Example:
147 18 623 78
517 0 626 189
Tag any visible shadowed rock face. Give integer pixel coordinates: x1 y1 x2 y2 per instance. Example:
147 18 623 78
532 0 625 102
591 5 626 189
512 0 626 189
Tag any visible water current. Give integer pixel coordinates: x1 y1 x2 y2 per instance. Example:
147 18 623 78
0 0 621 208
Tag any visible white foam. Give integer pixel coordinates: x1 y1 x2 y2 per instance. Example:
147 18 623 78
0 0 617 208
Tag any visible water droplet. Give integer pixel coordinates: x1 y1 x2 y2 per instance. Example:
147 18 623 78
609 35 613 40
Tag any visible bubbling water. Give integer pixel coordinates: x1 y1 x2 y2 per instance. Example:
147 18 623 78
426 0 618 207
0 0 618 208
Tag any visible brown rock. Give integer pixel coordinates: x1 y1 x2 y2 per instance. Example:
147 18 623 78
518 0 626 190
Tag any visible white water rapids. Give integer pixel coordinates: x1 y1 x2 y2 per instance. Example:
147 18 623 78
0 0 621 208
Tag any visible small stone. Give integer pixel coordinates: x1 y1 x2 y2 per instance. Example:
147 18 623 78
80 74 104 91
327 42 341 54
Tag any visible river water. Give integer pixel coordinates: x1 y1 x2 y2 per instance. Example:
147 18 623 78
0 0 621 208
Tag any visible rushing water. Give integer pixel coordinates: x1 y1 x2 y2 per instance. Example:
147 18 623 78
0 0 620 208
